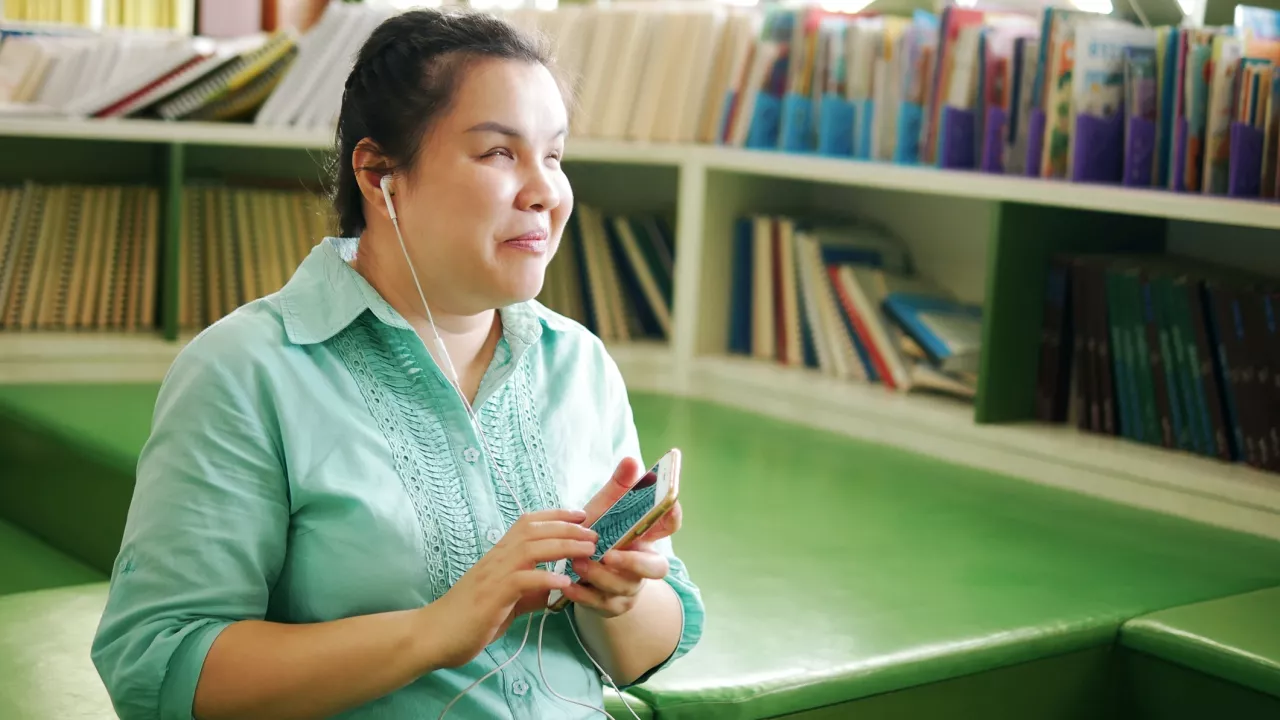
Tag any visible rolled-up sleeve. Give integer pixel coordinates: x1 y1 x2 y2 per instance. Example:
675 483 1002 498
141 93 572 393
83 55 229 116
90 335 289 720
600 350 705 685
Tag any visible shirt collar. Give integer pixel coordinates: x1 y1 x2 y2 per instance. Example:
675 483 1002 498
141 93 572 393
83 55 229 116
280 237 547 347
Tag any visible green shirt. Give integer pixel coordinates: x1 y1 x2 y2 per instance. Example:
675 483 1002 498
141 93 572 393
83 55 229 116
90 237 704 719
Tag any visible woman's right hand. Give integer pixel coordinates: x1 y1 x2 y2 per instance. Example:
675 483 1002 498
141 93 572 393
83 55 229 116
424 508 598 669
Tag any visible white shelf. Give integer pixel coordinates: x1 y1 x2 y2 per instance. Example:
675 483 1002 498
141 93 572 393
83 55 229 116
0 331 676 388
0 117 332 149
3 331 1277 539
3 116 1279 541
0 117 689 164
1 118 1276 230
700 146 1280 232
689 355 1280 542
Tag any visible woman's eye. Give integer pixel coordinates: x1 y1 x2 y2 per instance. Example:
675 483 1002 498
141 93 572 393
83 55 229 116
486 148 514 160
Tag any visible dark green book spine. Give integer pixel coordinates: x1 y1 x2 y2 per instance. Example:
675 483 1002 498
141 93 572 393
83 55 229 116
1155 275 1194 452
1141 272 1176 448
1126 269 1160 446
1107 267 1138 441
1166 276 1209 456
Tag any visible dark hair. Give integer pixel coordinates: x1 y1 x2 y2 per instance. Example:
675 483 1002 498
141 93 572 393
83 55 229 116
330 9 566 237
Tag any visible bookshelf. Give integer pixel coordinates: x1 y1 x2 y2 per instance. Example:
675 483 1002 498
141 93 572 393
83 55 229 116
2 117 1277 231
2 117 1279 544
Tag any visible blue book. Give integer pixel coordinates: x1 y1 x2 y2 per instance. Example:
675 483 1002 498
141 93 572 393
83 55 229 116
728 218 754 355
881 293 983 374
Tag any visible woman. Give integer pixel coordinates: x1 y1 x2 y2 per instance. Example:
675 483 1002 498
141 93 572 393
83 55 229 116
90 9 703 720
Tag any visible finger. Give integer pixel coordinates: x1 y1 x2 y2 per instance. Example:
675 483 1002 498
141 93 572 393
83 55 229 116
511 589 552 617
509 569 573 598
517 508 588 526
516 538 598 567
637 500 682 543
519 520 599 543
601 549 669 581
581 456 645 526
560 582 617 613
572 559 645 597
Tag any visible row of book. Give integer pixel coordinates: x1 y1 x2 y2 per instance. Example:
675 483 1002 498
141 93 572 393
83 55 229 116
0 182 160 331
537 205 675 344
178 184 334 330
0 177 675 343
707 3 1280 200
0 0 317 37
3 2 1276 201
1036 254 1280 473
185 190 677 341
0 25 297 119
1 0 193 33
727 214 981 399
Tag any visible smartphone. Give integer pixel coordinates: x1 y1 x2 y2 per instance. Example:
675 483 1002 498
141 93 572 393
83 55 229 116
546 448 681 612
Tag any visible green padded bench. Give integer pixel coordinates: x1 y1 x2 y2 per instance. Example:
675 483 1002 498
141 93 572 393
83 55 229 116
0 582 653 720
0 517 103 597
0 384 152 575
622 395 1280 719
1117 586 1280 720
6 384 1280 719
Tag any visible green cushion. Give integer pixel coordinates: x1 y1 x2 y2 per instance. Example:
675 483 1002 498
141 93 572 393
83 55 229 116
0 583 115 720
0 408 137 575
1115 645 1280 720
0 518 103 597
626 394 1280 719
0 582 651 719
0 383 157 471
1121 586 1280 699
6 385 1280 719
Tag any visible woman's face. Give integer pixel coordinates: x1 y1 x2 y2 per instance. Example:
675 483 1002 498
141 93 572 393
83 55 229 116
393 57 572 314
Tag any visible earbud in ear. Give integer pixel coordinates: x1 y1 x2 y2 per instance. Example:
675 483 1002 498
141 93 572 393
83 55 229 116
380 174 398 222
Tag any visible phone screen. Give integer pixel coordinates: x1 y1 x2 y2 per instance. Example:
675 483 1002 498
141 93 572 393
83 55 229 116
564 454 673 584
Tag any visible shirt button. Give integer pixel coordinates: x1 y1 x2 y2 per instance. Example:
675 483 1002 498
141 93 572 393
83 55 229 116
512 679 529 696
463 447 480 464
486 529 502 545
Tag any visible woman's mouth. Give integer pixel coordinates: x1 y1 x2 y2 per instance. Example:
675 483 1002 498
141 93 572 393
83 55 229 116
503 229 549 253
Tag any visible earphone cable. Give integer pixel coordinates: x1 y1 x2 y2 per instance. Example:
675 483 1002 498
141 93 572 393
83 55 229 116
384 195 631 719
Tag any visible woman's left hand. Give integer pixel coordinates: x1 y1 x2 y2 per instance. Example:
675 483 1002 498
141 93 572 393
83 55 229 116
565 457 684 618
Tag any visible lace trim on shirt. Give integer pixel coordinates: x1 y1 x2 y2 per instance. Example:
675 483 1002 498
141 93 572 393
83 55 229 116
332 315 481 601
333 313 561 599
479 359 562 528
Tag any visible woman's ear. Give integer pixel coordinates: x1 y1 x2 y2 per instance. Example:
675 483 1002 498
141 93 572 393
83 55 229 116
352 139 394 223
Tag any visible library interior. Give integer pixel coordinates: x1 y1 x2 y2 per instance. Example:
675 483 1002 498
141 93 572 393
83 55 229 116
1 0 1280 718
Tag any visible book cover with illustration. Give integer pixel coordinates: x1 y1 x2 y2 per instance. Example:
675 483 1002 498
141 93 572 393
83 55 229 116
1202 34 1244 195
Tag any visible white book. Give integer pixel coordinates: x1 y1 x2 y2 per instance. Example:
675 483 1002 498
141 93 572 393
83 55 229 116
729 40 779 147
630 10 685 142
776 217 802 367
304 8 384 131
65 37 201 117
598 9 655 139
0 38 48 103
797 232 864 381
573 7 623 137
256 1 349 128
705 13 758 144
792 231 834 377
675 9 725 143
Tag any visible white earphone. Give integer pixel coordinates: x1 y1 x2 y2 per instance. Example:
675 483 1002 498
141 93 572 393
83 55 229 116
378 174 641 720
